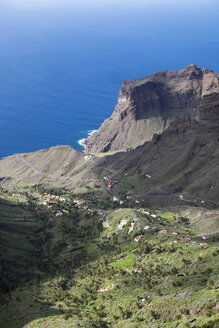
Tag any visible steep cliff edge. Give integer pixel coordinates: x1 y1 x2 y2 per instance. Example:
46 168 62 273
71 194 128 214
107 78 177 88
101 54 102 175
95 92 219 205
85 64 219 153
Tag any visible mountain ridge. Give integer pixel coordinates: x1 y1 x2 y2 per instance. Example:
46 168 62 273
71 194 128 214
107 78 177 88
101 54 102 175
85 64 219 153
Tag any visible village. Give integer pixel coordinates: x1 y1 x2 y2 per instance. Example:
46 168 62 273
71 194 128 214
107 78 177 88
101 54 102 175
40 192 102 217
33 188 215 296
12 187 213 253
4 186 214 253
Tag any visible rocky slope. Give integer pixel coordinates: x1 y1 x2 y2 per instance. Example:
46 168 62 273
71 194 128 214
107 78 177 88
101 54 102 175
0 145 96 190
85 64 219 153
95 93 219 205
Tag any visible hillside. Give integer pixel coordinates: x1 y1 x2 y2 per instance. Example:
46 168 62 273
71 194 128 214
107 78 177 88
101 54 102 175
85 64 219 153
0 196 42 293
95 93 219 206
0 190 218 328
0 145 96 191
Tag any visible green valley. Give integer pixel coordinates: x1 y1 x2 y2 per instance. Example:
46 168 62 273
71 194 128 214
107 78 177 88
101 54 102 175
0 187 218 328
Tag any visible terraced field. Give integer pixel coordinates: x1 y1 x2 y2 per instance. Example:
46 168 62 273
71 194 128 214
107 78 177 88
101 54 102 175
0 191 218 328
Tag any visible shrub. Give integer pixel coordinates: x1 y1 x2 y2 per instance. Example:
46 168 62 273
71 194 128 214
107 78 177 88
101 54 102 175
171 267 178 275
172 279 183 287
184 322 191 327
206 301 216 309
197 277 207 285
64 310 72 320
150 310 160 320
136 316 144 322
181 308 190 315
175 314 182 320
205 309 212 317
200 319 219 328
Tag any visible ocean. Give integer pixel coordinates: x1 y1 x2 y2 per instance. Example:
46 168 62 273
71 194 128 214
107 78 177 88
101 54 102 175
0 1 219 158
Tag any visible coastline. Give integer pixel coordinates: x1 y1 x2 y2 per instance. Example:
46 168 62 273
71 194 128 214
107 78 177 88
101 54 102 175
78 129 98 152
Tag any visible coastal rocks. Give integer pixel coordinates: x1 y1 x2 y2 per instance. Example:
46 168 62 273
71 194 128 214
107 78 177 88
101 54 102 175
85 64 219 153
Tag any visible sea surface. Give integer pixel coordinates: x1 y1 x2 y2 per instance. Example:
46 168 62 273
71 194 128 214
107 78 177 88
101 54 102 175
0 1 219 158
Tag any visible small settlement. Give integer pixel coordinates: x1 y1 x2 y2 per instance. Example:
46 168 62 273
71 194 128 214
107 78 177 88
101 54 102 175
41 193 96 218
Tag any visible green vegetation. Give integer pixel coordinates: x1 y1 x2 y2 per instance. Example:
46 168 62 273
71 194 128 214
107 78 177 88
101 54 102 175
111 253 134 270
0 198 42 294
158 212 177 224
0 188 218 328
158 212 175 219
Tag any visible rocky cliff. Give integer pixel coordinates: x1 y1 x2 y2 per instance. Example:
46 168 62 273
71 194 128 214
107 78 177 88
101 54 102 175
85 64 219 153
95 92 219 205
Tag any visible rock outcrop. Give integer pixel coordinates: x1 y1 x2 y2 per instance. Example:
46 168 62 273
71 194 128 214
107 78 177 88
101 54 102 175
85 64 219 153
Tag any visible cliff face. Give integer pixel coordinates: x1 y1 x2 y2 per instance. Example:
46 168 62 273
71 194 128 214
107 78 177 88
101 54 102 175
95 93 219 205
85 64 219 153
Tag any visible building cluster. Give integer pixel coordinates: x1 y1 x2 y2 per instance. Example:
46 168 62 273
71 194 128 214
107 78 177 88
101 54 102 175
98 283 116 292
118 219 128 230
12 193 21 197
42 193 66 204
134 235 142 242
73 199 95 215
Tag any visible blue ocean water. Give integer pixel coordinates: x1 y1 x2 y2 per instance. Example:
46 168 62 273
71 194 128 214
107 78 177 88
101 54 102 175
0 1 219 158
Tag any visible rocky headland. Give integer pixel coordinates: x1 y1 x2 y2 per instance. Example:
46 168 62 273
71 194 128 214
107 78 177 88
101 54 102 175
85 64 219 153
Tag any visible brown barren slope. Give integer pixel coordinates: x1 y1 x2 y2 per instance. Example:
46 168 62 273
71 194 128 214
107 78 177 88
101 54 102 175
85 64 219 153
